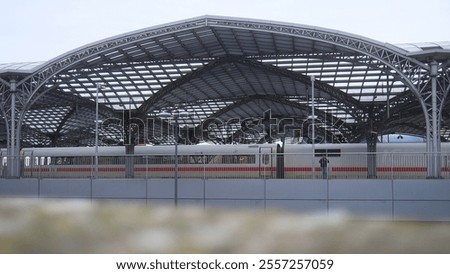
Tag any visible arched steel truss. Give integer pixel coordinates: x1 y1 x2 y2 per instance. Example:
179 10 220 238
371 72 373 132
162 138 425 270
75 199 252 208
1 15 450 178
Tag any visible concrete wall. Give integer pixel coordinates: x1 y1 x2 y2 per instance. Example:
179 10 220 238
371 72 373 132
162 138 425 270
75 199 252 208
1 178 450 221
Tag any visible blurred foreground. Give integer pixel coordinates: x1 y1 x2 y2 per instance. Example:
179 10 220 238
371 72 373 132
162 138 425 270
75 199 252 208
0 199 449 253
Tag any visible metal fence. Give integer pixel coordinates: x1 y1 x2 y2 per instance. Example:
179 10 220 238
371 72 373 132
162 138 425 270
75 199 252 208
2 152 450 180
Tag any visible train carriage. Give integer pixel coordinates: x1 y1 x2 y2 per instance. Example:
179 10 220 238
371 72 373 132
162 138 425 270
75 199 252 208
21 146 125 178
20 144 279 179
283 143 368 179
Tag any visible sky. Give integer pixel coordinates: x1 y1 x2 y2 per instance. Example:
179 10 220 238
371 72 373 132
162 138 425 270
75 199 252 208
1 0 449 63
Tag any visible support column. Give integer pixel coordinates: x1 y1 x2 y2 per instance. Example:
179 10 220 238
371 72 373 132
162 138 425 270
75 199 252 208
428 61 441 178
366 111 377 178
6 80 20 178
125 144 135 178
367 136 377 178
123 111 135 178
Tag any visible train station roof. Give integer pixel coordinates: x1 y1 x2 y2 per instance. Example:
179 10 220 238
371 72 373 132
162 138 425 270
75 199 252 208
1 15 450 147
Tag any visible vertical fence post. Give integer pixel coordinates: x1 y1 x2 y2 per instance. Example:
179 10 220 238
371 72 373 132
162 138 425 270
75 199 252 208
202 153 206 209
38 158 41 180
390 153 394 180
90 156 94 179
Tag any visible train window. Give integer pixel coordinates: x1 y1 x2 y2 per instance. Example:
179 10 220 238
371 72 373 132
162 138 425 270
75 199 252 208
134 156 145 165
175 155 188 164
189 155 202 164
188 155 215 164
140 155 175 165
24 157 31 167
61 157 73 165
80 156 93 165
35 157 52 165
98 156 112 165
222 155 233 164
55 157 71 165
117 157 125 165
222 155 255 164
55 157 76 165
243 155 256 164
77 156 92 165
2 157 7 166
204 155 216 164
143 156 159 164
315 149 341 157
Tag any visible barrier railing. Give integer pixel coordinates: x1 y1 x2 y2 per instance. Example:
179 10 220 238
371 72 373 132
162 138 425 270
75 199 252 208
4 152 450 180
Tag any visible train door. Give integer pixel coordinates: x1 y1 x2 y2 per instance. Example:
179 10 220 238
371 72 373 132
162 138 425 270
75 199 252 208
21 150 34 177
259 147 274 178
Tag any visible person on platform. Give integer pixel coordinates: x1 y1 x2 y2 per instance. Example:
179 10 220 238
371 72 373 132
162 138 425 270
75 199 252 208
319 155 329 179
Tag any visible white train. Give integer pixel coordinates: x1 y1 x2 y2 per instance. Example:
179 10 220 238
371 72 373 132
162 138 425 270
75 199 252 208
3 142 448 179
19 144 278 179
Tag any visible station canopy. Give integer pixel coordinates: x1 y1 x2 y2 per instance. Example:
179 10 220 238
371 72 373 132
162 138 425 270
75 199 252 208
1 16 450 147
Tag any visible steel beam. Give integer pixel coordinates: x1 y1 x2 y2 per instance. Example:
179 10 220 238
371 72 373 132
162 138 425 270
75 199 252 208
6 80 20 178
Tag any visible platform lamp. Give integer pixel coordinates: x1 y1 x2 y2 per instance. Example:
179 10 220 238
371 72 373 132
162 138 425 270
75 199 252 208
158 110 190 206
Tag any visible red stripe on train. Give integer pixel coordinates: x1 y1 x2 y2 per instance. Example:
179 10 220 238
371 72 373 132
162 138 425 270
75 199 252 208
136 167 277 172
285 167 320 172
285 167 372 172
56 167 125 172
376 167 427 172
284 167 429 172
333 167 368 172
24 167 277 172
